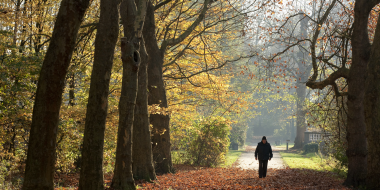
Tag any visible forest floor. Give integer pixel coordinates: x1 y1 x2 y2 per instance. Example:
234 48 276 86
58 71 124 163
51 163 350 190
135 166 350 189
135 146 350 189
49 145 351 189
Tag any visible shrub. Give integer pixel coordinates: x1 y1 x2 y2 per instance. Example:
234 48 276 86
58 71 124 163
187 121 230 167
332 145 348 168
229 123 247 148
304 143 319 153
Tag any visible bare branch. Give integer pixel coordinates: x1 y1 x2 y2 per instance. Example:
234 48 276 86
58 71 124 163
164 55 256 80
160 0 212 50
154 0 173 10
306 67 349 91
309 0 337 82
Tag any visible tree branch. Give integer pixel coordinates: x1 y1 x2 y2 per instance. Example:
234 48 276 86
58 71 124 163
154 0 173 10
164 55 256 79
306 67 349 92
309 0 337 82
160 0 212 50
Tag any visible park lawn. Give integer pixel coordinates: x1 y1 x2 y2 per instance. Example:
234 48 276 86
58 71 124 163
280 151 333 172
274 142 294 148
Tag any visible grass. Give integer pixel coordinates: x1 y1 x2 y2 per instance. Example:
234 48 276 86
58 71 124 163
280 150 348 178
280 151 334 172
273 142 294 148
220 149 244 167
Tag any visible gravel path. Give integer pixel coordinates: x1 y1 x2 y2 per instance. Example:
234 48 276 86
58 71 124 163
235 146 287 170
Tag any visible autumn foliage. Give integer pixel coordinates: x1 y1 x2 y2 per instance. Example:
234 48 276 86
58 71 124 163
50 164 349 189
186 120 230 167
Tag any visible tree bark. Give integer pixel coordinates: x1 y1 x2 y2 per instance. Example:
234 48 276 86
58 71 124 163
343 0 373 187
132 36 156 181
146 0 212 173
78 0 120 189
12 0 21 46
293 15 309 149
111 0 148 188
294 81 306 148
364 11 380 190
111 37 139 190
145 2 173 174
22 0 90 189
295 0 380 187
69 73 75 106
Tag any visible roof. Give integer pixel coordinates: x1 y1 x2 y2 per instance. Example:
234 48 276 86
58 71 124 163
305 127 325 133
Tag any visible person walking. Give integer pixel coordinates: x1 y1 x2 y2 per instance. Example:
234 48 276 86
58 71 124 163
255 136 273 178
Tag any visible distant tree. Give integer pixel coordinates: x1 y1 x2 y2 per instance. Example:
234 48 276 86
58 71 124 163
253 0 380 187
293 14 311 149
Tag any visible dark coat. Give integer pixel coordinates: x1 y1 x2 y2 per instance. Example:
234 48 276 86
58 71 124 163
255 141 273 160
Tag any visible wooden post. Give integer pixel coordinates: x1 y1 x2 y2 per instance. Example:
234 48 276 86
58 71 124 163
286 140 290 150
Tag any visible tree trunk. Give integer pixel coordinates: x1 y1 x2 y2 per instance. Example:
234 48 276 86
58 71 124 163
111 0 148 188
22 0 90 189
78 0 120 189
145 2 173 174
13 0 21 46
344 0 372 187
293 14 309 149
290 118 295 141
69 73 75 106
111 37 140 190
132 37 156 181
294 83 306 148
364 12 380 190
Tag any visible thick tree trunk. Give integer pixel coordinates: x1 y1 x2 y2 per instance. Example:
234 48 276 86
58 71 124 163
22 0 90 189
144 2 173 174
344 1 372 187
111 37 140 190
111 0 148 188
78 0 120 189
294 83 306 148
364 13 380 190
293 14 309 149
132 37 156 181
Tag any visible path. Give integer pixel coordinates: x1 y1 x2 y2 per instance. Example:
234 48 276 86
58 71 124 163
235 145 287 170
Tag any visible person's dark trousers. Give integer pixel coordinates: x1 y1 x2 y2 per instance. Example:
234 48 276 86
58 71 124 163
259 159 268 178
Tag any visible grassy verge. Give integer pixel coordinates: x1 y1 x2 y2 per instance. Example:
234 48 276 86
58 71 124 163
274 142 294 148
280 151 330 171
280 150 347 178
220 149 244 167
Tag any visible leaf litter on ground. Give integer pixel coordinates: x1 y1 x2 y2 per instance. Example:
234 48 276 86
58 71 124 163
136 166 350 189
52 164 350 189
